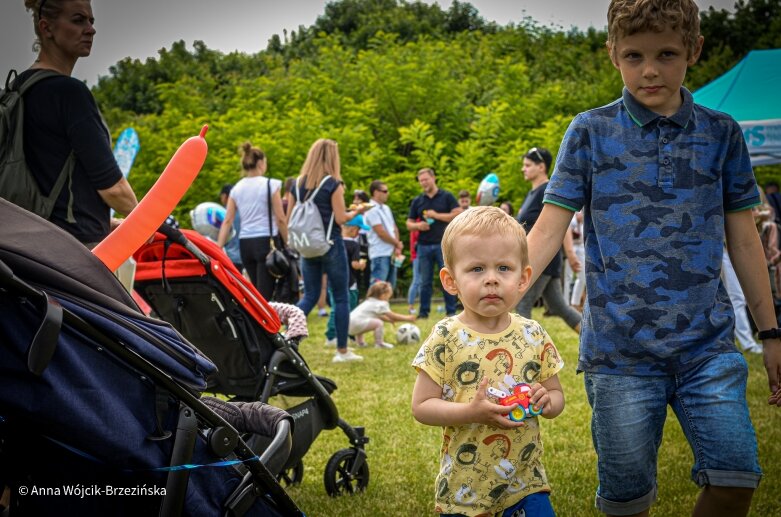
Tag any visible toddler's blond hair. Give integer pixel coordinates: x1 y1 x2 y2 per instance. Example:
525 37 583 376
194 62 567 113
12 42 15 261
441 206 528 270
367 281 392 300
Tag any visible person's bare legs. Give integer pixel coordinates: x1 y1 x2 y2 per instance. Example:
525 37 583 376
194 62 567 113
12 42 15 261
371 320 385 346
692 486 753 517
354 319 382 345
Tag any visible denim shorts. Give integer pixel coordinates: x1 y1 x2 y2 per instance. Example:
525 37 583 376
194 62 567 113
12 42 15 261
440 491 554 517
584 352 761 515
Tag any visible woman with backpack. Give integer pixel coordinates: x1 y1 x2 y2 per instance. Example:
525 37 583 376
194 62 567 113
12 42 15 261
14 0 138 247
286 139 367 363
216 142 287 301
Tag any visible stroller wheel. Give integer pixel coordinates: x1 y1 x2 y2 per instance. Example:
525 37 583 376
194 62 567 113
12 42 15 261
324 448 369 496
278 460 304 487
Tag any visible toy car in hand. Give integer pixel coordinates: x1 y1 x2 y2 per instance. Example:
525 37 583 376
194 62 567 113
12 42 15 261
487 383 543 422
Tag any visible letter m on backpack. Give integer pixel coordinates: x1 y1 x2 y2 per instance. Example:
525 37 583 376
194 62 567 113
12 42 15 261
0 69 76 220
287 176 334 258
289 232 311 250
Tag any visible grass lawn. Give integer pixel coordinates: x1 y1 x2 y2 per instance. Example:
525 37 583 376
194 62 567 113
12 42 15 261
275 304 781 516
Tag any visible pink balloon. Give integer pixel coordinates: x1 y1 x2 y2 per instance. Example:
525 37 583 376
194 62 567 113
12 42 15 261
93 126 209 271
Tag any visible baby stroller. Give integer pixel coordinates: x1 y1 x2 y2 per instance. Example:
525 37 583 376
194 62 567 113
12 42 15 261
132 227 370 496
0 198 301 516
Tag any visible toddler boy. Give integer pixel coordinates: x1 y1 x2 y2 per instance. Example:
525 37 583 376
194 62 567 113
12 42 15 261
412 206 565 516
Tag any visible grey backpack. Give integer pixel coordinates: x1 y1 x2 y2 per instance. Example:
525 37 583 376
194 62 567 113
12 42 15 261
287 175 334 258
0 69 76 222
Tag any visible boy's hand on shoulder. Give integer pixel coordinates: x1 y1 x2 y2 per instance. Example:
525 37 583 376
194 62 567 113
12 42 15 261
470 378 526 430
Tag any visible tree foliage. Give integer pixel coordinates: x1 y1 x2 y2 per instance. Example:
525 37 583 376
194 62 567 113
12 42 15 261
289 0 494 55
92 0 780 290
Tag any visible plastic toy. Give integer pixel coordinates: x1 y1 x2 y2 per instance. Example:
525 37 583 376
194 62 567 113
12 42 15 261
487 383 543 422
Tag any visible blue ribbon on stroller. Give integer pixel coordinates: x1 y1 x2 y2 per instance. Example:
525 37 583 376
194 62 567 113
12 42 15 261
41 433 260 473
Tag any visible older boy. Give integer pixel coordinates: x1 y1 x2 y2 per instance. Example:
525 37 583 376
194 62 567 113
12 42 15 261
526 1 781 515
412 206 565 516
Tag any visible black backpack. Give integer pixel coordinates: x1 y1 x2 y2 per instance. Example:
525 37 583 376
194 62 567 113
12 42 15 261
0 69 75 222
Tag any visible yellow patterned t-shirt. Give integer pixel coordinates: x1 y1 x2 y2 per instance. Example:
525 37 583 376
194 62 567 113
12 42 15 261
411 314 564 516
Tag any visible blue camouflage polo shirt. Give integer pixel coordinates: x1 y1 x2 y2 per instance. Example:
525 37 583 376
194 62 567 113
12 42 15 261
545 87 760 376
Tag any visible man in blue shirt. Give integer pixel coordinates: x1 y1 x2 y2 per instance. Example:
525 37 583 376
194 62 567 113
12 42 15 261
406 168 460 318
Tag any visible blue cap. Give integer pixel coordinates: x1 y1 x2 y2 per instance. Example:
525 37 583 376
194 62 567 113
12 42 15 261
344 214 370 231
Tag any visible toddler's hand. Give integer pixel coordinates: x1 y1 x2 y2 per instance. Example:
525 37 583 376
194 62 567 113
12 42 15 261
529 383 550 415
470 378 525 429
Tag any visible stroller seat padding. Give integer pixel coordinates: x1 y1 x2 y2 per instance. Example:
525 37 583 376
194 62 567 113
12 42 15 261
202 397 292 437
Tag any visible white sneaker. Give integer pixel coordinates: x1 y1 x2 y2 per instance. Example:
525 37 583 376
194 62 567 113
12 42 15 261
324 338 337 347
333 350 364 363
743 344 763 354
375 342 394 349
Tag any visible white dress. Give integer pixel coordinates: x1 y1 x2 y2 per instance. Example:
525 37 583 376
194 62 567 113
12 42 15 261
348 297 390 334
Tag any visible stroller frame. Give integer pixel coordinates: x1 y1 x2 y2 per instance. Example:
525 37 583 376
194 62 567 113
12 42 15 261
133 227 370 496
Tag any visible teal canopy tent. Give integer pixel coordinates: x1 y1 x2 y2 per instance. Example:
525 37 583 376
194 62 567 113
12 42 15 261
694 48 781 166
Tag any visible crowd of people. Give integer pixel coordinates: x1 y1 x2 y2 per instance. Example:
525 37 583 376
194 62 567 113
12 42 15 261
6 0 781 516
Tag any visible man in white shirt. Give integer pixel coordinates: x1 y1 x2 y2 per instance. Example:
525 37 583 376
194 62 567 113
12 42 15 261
364 180 403 288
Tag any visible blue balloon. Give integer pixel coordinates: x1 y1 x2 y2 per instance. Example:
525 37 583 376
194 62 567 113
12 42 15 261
190 202 235 241
476 172 500 206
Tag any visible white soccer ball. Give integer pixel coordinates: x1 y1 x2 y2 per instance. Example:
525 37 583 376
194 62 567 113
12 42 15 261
396 323 421 345
190 202 235 241
476 172 500 206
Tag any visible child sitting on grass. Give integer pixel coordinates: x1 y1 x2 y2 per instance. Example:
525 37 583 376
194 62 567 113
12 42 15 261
349 281 415 349
411 206 565 516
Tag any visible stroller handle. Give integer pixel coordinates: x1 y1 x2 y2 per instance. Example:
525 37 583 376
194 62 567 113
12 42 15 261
157 223 210 265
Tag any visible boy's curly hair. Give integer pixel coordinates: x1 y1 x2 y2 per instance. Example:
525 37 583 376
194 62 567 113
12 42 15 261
607 0 701 58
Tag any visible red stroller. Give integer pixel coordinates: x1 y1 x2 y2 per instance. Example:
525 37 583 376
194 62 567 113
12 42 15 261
132 227 370 496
